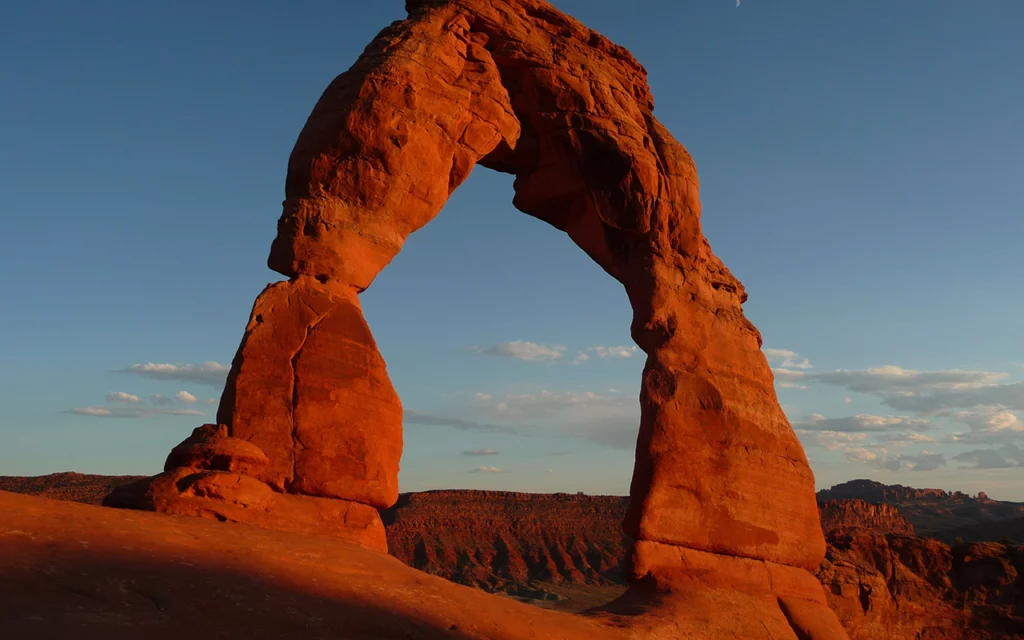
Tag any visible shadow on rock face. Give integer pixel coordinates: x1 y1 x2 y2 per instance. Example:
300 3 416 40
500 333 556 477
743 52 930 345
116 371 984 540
1 552 478 640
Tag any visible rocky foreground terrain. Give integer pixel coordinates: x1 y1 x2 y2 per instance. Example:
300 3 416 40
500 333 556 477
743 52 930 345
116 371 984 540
2 473 1023 638
0 490 631 640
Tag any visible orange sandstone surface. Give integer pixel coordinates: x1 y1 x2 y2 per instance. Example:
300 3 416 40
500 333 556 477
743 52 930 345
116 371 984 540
1 490 833 639
0 491 617 640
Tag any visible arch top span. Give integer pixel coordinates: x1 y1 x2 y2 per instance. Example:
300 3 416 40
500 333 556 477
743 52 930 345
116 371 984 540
108 1 848 636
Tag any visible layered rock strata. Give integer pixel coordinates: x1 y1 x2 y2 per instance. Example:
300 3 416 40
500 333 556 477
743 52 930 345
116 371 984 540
819 499 916 536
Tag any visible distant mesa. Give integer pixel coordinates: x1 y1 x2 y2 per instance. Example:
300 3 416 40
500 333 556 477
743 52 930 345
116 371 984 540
818 499 915 536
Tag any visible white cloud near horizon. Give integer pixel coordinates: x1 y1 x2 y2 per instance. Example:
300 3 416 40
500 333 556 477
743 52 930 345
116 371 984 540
952 444 1024 469
948 406 1023 445
70 387 210 419
68 406 205 419
469 466 502 473
405 410 518 434
774 365 1018 414
463 448 499 456
763 348 813 370
407 389 640 451
105 392 140 403
796 429 867 451
574 345 640 363
843 446 945 472
479 341 566 362
479 341 643 365
794 413 930 433
150 393 172 405
121 361 230 386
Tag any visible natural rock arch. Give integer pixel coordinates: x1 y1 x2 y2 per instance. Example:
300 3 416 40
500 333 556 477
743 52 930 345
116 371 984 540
108 1 848 636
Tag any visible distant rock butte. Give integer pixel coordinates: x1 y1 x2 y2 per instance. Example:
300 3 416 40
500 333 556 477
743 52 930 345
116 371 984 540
819 479 1024 536
382 490 631 589
818 499 915 536
102 0 842 635
818 479 976 504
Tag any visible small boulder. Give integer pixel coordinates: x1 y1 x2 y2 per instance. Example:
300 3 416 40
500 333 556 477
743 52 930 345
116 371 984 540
164 424 269 477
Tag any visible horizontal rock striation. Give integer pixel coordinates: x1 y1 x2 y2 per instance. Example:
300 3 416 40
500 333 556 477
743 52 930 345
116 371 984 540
383 490 630 589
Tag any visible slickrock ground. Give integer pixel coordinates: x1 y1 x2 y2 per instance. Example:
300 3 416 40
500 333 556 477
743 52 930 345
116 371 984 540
0 490 847 639
0 490 631 640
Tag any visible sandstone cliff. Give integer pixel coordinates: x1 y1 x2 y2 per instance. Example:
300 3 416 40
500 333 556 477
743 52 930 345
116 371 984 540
819 499 915 536
819 479 1024 535
381 489 1023 638
382 490 629 589
820 529 1024 639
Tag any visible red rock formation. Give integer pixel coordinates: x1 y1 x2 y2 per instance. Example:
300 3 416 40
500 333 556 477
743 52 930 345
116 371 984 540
819 479 1024 535
819 479 974 505
819 529 1024 639
819 499 915 536
105 425 387 551
383 490 630 589
108 1 840 634
936 517 1024 545
382 488 1023 638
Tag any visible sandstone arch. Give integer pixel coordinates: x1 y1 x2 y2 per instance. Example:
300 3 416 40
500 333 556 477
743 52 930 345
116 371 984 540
108 1 847 636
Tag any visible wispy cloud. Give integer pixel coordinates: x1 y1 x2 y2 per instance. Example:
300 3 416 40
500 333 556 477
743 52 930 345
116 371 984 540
948 406 1023 445
796 429 868 451
794 413 930 433
462 448 499 456
573 345 639 363
150 393 173 406
952 444 1023 469
67 406 205 419
774 365 1017 413
408 389 640 451
120 361 230 386
763 348 813 370
478 341 566 362
105 392 140 403
843 447 946 472
405 410 517 434
70 388 208 419
469 466 502 473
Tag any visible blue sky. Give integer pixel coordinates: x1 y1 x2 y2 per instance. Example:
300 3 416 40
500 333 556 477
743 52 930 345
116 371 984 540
2 1 1022 499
